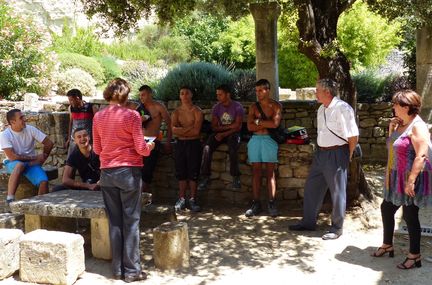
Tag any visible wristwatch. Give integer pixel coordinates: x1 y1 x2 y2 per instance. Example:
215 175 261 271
254 119 260 126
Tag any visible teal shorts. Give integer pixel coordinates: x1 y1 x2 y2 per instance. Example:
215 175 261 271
4 160 48 187
247 135 278 163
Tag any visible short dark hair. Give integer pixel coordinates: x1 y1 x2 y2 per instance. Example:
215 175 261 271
216 84 232 94
66 89 83 100
392 89 422 115
317 79 338 97
103 78 130 104
73 127 88 137
255 79 271 90
6 109 21 124
180 85 194 96
138 85 153 93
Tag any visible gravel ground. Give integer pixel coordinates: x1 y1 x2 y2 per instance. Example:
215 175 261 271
2 164 432 285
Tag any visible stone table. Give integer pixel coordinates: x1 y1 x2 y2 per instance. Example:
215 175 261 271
10 190 110 259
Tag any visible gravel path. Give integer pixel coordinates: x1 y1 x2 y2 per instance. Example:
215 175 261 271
2 164 432 285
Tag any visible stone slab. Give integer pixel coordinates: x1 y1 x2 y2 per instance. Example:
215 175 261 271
0 229 24 280
10 190 107 219
20 229 85 285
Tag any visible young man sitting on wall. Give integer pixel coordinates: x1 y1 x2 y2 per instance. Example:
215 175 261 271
0 109 53 205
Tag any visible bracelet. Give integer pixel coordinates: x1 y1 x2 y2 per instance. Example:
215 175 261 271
255 119 260 126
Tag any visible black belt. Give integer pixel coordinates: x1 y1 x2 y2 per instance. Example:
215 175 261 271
319 144 348 150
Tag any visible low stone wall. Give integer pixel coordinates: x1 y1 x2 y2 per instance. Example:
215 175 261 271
0 99 394 207
151 143 313 207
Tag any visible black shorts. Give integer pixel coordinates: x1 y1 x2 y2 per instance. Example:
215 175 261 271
174 139 202 181
142 140 161 184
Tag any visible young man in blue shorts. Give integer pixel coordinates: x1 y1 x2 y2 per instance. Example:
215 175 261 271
245 79 282 217
0 109 53 205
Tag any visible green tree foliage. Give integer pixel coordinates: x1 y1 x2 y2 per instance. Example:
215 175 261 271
278 11 318 89
366 0 432 27
171 13 255 69
80 0 251 34
172 13 229 63
0 1 56 99
51 23 104 57
338 1 402 71
277 1 401 89
215 15 256 69
156 62 233 101
366 0 432 88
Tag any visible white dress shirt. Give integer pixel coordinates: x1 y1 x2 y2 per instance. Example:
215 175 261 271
317 97 359 147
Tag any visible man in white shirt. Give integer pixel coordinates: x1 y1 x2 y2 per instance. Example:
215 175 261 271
0 109 53 205
289 79 359 240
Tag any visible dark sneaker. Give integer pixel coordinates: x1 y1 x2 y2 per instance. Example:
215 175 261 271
175 198 186 211
230 176 241 189
188 198 201 212
198 176 210 191
245 201 262 217
124 272 147 283
268 200 278 217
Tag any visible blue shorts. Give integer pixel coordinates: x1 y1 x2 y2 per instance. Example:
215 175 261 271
4 160 48 187
247 135 278 163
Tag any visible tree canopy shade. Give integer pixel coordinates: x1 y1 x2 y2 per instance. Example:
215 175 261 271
366 0 432 26
80 0 252 33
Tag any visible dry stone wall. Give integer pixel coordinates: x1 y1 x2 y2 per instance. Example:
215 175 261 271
0 99 393 206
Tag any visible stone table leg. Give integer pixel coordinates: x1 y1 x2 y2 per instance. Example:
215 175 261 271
15 183 36 200
91 217 111 260
24 214 41 233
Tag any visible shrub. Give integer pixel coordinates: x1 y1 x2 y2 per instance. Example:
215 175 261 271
353 69 399 103
382 74 412 102
0 1 56 99
95 56 122 82
51 23 104 57
105 41 159 62
231 69 256 101
58 53 105 85
56 68 97 97
156 62 233 101
121 60 168 97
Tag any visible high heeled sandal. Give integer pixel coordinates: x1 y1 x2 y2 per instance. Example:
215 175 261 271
397 255 422 269
371 246 394 257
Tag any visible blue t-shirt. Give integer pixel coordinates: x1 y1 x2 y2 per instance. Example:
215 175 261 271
212 101 244 126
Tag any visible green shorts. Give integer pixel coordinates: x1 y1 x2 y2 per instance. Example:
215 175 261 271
247 135 278 163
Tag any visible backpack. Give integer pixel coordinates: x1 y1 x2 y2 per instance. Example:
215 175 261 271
285 126 310 145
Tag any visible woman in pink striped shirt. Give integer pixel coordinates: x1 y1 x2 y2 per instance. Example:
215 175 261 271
93 78 154 282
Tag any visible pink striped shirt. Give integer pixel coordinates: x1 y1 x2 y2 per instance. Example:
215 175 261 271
93 105 150 169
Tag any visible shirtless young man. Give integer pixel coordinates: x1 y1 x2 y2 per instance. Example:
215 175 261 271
245 79 282 217
171 86 203 212
136 85 172 195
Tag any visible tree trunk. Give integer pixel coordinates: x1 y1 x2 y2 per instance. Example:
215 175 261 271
294 0 372 202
